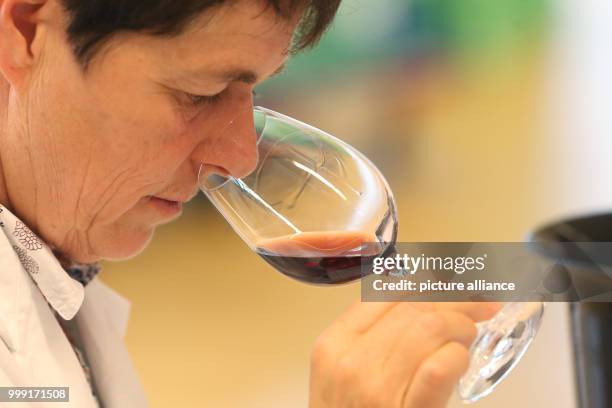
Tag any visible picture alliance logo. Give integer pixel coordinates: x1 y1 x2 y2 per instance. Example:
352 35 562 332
371 253 488 275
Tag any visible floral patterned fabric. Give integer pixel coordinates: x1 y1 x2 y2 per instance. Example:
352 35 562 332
0 205 100 285
0 205 84 319
0 204 102 406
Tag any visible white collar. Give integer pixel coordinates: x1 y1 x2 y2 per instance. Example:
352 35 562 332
0 204 84 321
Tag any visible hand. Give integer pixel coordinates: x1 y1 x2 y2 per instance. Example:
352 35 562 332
309 301 501 408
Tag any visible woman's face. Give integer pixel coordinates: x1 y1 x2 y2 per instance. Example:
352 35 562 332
0 0 297 262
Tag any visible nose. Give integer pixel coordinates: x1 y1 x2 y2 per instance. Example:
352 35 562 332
191 104 259 180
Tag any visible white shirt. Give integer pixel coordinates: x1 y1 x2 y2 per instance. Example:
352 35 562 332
0 204 148 407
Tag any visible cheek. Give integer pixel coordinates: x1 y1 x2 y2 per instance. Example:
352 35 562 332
94 86 195 171
67 96 198 224
85 57 196 173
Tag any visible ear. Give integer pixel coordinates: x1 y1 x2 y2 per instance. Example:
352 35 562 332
0 0 46 89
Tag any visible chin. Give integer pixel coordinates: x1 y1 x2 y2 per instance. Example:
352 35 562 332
86 225 157 262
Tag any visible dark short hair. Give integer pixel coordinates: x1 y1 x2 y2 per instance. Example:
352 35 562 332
59 0 341 68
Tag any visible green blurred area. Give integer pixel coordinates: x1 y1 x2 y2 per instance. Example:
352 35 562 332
259 0 550 92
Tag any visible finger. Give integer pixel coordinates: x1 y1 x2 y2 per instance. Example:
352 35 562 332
382 308 478 350
335 301 409 334
434 302 502 322
369 309 477 392
402 342 470 408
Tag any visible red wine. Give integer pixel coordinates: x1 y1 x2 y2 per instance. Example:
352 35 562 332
255 231 392 285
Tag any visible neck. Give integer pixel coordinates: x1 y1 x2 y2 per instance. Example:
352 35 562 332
0 79 10 210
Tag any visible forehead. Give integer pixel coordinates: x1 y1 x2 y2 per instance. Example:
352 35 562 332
156 1 298 76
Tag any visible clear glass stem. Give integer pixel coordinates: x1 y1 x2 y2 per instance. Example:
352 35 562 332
457 301 545 403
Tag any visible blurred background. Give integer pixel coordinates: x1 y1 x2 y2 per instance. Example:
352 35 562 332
102 0 612 406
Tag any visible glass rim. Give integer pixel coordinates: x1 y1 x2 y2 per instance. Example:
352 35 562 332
198 105 390 195
199 105 322 193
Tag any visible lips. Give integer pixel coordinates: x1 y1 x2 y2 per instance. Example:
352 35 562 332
153 197 182 205
153 189 199 204
147 196 183 217
154 196 188 204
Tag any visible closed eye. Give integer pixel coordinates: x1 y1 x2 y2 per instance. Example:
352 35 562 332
186 89 259 108
186 92 223 107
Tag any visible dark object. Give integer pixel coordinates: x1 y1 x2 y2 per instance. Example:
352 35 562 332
532 212 612 408
543 263 573 294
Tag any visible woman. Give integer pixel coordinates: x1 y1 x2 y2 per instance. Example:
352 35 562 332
0 0 499 406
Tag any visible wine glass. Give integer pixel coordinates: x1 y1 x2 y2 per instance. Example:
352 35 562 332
456 301 544 403
199 106 398 285
198 106 543 403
